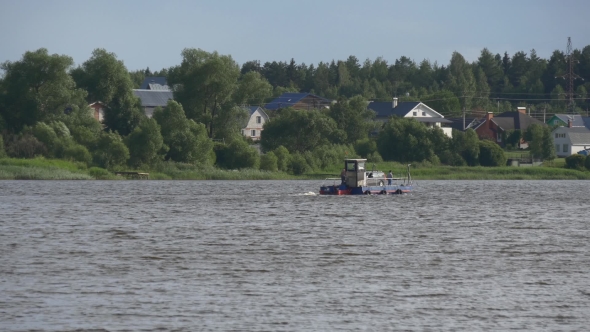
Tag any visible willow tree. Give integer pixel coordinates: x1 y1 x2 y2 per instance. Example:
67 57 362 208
0 48 87 132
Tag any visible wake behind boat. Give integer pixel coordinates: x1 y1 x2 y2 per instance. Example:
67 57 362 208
320 159 413 195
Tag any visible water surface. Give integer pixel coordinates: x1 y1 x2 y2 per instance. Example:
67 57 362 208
1 180 589 331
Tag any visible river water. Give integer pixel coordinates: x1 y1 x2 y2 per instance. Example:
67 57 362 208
1 180 589 331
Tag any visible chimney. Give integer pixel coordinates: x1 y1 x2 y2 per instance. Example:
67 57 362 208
517 107 526 114
568 119 573 128
392 97 398 109
485 112 494 121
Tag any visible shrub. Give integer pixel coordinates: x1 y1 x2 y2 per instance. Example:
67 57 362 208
260 152 278 171
6 135 47 158
88 167 111 179
63 144 92 165
565 154 586 170
289 153 311 175
585 155 590 171
367 151 383 163
479 140 507 166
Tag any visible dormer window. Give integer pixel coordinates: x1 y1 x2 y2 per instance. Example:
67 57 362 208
412 111 417 116
422 112 426 116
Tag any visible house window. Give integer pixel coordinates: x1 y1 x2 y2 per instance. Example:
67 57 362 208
241 129 245 135
555 144 560 152
563 144 568 153
256 116 261 124
555 133 558 139
251 130 256 137
413 111 417 116
497 133 502 143
422 112 426 116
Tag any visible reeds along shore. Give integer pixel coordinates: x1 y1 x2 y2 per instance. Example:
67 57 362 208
1 157 590 180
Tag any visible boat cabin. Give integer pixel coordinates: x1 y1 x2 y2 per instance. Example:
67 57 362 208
344 159 367 188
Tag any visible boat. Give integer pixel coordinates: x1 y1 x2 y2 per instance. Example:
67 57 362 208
319 159 413 195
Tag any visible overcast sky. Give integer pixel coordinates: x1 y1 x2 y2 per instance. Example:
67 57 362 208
1 0 589 72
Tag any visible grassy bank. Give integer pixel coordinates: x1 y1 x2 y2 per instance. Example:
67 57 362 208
2 157 590 180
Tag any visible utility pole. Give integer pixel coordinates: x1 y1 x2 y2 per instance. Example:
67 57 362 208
462 107 465 130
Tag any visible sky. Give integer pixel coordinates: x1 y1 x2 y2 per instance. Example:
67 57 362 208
1 0 590 72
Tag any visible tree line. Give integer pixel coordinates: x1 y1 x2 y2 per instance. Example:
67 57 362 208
0 45 577 173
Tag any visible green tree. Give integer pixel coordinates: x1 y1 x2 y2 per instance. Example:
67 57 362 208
541 126 556 161
451 129 480 166
71 48 144 135
423 90 461 117
377 117 436 163
168 48 240 138
524 124 545 158
0 48 87 132
260 108 343 153
328 95 374 144
125 118 167 168
446 52 476 111
153 100 213 164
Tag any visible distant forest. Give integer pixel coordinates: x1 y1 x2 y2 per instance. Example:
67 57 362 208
132 43 590 119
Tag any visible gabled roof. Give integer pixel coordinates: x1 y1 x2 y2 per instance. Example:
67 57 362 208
244 106 269 118
132 89 174 107
490 111 544 131
264 92 331 110
560 127 590 145
140 77 168 89
367 101 451 123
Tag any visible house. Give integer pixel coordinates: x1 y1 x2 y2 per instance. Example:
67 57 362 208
546 114 590 127
367 97 453 137
265 92 332 111
241 106 269 141
140 76 170 90
552 119 590 157
471 107 544 148
132 89 174 118
88 101 106 122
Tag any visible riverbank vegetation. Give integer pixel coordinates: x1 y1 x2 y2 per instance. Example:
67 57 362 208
2 45 590 180
3 156 590 181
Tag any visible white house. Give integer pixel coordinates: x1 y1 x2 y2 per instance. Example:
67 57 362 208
552 123 590 157
368 98 453 138
241 106 269 141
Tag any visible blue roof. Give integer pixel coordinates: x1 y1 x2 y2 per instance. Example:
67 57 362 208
265 92 330 110
367 101 420 118
140 77 168 89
